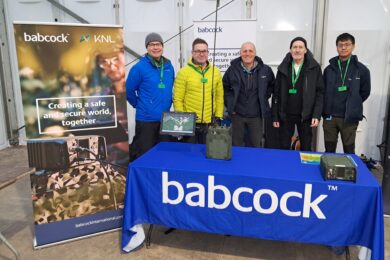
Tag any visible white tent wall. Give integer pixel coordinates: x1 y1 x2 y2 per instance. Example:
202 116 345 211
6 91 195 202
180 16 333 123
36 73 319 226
256 0 315 69
0 78 8 149
1 0 389 160
0 9 9 149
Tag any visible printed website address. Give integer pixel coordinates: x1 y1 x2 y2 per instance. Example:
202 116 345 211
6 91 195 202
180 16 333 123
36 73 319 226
75 215 123 228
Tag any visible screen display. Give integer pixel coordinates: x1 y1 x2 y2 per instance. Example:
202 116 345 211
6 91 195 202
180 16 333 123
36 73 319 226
160 112 196 136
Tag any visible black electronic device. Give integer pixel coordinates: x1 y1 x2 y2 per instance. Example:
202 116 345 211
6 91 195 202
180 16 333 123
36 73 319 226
206 125 232 160
320 154 357 182
160 112 196 136
27 135 107 170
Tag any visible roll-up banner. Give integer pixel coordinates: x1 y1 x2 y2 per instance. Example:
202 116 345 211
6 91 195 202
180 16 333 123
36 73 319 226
13 22 128 248
193 20 257 72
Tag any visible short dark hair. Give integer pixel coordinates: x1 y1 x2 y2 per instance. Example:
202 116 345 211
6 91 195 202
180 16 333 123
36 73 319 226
336 33 355 45
192 38 208 50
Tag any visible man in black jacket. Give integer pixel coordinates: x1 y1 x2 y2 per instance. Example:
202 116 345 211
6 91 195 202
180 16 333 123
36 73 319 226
272 37 324 151
322 33 371 154
223 42 275 147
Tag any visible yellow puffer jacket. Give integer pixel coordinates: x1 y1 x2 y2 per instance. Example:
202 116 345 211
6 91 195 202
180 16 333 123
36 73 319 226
173 59 224 123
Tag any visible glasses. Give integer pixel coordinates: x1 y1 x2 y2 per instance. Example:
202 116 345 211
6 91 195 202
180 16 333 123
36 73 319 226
148 42 163 48
337 42 353 48
193 50 208 55
99 57 119 68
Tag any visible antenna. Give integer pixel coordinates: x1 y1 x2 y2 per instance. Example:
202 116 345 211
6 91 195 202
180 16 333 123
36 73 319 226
210 0 220 125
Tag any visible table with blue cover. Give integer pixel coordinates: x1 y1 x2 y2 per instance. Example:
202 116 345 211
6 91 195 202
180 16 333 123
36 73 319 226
121 142 384 260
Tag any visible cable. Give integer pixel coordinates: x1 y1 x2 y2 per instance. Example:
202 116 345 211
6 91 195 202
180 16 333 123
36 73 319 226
210 0 220 125
124 0 237 67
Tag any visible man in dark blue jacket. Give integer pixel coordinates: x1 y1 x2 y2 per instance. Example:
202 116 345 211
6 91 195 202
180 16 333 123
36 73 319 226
126 32 175 161
322 33 371 154
223 42 275 147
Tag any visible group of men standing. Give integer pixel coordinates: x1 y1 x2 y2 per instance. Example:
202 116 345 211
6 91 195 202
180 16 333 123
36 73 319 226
126 32 371 162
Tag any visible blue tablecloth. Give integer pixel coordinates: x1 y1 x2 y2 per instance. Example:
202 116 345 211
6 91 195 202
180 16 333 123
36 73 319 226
122 142 384 260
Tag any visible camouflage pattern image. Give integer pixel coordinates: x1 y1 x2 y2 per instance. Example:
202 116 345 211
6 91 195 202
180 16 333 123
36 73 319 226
30 161 126 225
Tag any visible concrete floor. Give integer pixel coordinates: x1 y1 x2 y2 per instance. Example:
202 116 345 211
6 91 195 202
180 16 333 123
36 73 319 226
0 146 389 260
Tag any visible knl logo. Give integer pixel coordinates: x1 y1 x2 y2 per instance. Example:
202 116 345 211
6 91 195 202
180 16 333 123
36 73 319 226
80 34 91 43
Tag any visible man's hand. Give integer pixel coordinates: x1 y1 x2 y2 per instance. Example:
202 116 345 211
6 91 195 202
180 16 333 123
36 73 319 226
273 121 280 128
311 118 319 127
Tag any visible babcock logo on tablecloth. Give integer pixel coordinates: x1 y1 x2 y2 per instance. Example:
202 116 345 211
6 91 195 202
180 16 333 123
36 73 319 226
162 171 328 219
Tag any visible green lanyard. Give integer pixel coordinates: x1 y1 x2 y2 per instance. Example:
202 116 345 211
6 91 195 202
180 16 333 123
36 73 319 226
289 61 303 94
291 61 303 88
155 57 165 88
337 57 351 91
188 63 209 83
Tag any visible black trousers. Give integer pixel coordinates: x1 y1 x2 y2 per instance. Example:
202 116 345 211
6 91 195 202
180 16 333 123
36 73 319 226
182 123 209 144
323 117 358 154
129 121 170 162
231 114 263 147
280 115 313 151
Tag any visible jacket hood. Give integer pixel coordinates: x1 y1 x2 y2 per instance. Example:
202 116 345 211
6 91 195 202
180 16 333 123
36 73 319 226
278 49 318 75
230 56 264 70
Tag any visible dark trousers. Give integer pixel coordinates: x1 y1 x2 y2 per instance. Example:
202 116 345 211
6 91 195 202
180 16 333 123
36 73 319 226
231 114 263 147
182 123 209 144
280 115 313 151
323 117 358 154
129 121 170 162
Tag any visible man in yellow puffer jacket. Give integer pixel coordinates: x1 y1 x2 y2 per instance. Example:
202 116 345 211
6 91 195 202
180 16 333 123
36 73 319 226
173 38 224 143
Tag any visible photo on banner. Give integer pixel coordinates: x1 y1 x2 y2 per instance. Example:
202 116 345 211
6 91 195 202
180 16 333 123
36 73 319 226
193 20 257 72
13 22 128 248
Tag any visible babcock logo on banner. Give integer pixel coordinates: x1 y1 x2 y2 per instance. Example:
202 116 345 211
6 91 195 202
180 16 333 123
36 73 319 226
197 27 223 33
23 32 69 43
162 171 328 219
193 20 256 72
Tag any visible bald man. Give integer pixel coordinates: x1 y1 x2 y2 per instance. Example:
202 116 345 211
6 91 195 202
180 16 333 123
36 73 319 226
223 42 275 147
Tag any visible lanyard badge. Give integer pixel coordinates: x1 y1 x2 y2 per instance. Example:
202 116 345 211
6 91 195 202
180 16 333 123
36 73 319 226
155 57 165 88
337 57 350 92
289 61 303 95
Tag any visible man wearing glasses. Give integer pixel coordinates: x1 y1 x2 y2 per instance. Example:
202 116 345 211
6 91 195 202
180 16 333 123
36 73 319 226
173 38 224 144
322 33 371 154
126 32 175 161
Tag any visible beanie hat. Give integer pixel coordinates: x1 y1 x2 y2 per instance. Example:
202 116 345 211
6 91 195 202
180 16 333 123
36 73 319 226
145 32 163 48
290 37 307 49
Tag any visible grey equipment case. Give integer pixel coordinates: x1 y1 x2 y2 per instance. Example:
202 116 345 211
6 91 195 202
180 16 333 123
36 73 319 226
206 125 232 160
320 154 357 182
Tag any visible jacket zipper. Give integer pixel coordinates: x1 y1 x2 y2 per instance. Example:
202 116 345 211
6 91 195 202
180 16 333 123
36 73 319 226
201 72 205 123
301 76 308 121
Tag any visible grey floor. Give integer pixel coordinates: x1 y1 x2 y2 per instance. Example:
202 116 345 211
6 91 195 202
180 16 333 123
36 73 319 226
0 146 389 260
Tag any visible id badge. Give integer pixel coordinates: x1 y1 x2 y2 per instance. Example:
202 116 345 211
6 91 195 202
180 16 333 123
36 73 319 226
288 88 297 94
201 78 208 83
338 85 347 92
158 83 165 89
